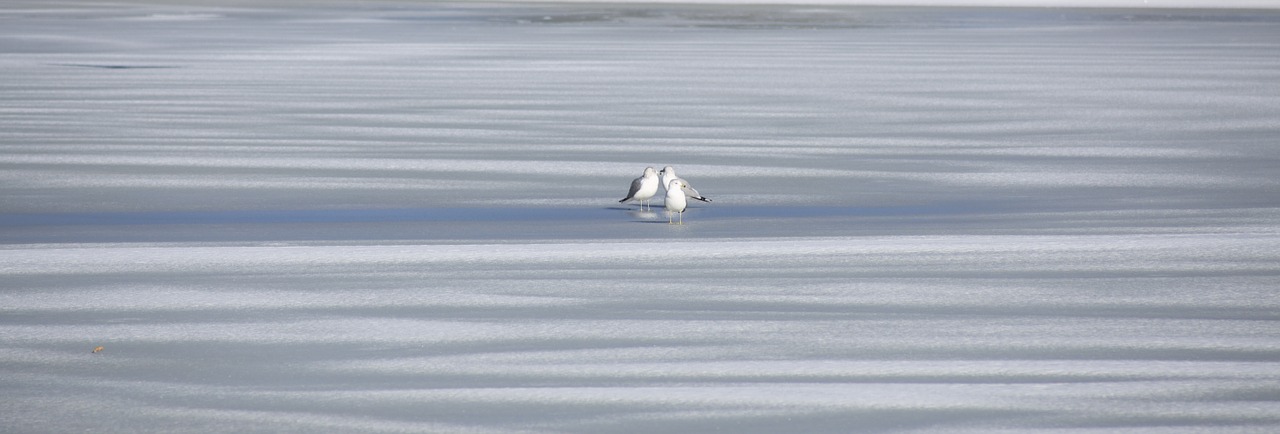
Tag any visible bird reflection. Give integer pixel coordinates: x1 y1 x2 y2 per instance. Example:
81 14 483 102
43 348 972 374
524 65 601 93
628 209 659 220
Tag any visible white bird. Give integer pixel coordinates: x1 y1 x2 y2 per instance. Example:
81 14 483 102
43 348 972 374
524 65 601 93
619 167 659 210
665 179 689 225
658 166 711 202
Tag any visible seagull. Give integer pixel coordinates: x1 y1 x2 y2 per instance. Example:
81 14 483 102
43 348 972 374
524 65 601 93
659 166 711 202
665 179 689 225
619 167 659 210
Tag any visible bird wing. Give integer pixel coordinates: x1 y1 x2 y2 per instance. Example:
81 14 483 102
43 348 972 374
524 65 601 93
620 176 644 201
681 182 711 202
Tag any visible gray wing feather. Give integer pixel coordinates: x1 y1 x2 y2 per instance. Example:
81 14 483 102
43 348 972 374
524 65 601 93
681 183 711 202
620 177 643 202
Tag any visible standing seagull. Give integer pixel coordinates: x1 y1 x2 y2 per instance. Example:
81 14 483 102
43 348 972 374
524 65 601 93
619 167 659 210
665 179 689 225
658 166 711 202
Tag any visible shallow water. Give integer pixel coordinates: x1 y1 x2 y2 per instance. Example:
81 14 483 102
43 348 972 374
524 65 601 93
2 2 1280 433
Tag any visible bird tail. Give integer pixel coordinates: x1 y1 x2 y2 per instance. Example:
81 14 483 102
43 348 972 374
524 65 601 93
693 196 711 202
